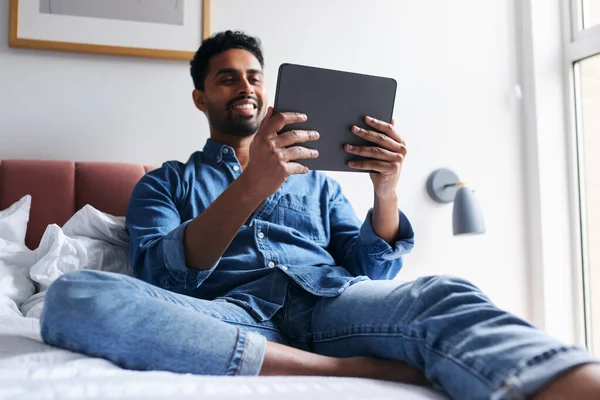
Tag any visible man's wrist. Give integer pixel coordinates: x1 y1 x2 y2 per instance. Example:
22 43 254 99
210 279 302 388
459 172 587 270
234 173 269 209
374 191 398 209
372 191 400 244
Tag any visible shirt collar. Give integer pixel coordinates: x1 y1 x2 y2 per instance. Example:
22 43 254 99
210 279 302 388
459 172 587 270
202 138 235 163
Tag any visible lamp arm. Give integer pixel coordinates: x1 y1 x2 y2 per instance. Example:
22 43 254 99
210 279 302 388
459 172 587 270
443 181 467 189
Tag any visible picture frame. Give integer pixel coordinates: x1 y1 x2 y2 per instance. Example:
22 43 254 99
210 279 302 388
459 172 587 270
8 0 211 61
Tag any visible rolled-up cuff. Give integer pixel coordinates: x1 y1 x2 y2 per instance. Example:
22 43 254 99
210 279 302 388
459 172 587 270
492 346 600 400
226 330 267 376
359 209 414 258
162 220 220 290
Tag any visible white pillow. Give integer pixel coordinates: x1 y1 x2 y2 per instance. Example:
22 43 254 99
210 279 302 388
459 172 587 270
29 205 131 292
0 294 24 318
0 195 31 245
0 243 36 306
62 204 128 247
0 196 36 307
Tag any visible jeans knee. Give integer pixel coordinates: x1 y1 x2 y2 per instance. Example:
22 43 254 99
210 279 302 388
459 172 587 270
422 274 479 290
41 270 126 339
45 270 112 305
413 274 488 307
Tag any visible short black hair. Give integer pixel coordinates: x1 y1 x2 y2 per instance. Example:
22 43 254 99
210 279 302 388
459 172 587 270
190 30 264 91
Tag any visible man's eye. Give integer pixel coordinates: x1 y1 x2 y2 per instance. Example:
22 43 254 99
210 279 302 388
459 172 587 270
251 78 262 84
220 78 234 84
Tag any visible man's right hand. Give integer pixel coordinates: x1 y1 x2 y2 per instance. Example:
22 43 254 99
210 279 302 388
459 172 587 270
241 106 320 199
183 107 319 271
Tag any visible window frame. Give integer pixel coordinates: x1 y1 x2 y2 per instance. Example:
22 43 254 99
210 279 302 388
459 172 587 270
563 0 600 350
517 0 600 348
579 0 600 31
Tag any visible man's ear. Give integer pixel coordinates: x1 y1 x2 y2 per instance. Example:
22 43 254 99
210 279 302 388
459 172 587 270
192 89 207 112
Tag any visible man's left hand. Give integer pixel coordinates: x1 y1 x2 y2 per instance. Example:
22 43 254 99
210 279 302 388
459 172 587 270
345 116 407 198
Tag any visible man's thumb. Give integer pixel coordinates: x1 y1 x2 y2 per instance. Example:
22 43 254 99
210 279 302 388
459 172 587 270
258 106 274 133
265 106 274 120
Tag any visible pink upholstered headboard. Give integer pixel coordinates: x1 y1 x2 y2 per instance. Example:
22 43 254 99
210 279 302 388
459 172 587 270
0 160 156 250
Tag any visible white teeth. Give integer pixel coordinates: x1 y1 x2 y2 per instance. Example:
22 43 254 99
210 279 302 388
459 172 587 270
233 104 255 110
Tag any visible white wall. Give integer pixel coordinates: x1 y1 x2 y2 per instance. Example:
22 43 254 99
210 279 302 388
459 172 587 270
0 1 530 320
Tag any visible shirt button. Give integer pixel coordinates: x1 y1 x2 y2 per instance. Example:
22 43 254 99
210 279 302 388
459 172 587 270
233 165 240 172
223 148 229 154
280 265 288 271
268 261 275 268
258 232 265 239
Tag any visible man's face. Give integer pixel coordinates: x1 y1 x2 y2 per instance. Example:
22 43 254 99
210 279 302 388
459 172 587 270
196 49 267 137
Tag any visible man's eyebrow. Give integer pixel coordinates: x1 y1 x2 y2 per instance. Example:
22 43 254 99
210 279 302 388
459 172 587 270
215 68 263 77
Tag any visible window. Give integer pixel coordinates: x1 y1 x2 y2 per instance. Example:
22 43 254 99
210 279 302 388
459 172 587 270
582 0 600 29
568 0 600 353
576 54 600 352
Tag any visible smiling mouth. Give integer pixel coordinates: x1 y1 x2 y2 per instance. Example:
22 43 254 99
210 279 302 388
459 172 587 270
231 103 257 111
229 101 258 118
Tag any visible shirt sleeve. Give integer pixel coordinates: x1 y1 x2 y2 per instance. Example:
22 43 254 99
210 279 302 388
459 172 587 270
326 178 415 280
125 163 218 292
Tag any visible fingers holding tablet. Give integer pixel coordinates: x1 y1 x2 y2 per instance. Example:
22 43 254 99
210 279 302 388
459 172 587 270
275 129 320 148
282 145 320 162
344 141 404 162
346 117 408 173
364 116 403 143
348 125 407 154
261 109 308 139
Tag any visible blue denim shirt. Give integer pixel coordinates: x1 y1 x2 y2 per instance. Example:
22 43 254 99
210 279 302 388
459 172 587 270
126 139 415 321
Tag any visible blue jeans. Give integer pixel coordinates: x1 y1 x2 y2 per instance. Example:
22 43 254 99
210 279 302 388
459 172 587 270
41 270 597 399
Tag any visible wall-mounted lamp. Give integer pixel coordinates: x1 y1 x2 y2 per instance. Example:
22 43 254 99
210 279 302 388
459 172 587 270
426 168 485 236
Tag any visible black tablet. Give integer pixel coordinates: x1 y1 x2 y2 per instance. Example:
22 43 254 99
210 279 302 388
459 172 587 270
273 63 397 173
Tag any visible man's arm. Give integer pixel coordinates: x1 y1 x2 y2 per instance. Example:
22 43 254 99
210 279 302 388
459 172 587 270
183 108 320 271
323 116 412 279
372 192 400 245
325 178 414 280
126 110 318 290
183 173 264 270
345 117 407 245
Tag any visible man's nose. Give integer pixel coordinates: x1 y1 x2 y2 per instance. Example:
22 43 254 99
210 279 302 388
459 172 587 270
237 78 254 96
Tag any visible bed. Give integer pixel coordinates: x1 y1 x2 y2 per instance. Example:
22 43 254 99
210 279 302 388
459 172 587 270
0 159 447 399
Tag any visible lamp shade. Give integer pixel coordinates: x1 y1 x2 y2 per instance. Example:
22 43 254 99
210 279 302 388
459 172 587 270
452 187 486 235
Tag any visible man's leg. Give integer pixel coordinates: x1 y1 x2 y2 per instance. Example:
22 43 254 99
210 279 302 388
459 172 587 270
41 269 283 375
41 269 415 380
308 276 600 399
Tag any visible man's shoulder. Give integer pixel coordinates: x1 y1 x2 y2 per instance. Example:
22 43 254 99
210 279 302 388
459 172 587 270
132 152 206 196
145 151 203 179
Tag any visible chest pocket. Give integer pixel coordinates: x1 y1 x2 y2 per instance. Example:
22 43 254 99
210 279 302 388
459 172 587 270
277 194 327 244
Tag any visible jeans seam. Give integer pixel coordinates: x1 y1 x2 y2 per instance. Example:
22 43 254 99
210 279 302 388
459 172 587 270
226 329 249 376
494 345 577 399
233 331 248 376
221 320 281 333
312 328 494 391
500 346 571 383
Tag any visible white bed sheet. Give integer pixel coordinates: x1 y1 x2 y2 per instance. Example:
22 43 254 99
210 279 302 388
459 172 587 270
0 314 448 400
0 206 448 399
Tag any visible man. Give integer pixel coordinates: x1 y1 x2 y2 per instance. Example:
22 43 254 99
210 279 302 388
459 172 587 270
41 31 600 399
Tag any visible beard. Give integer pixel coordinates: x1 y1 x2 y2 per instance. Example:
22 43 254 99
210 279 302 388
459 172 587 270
205 95 263 138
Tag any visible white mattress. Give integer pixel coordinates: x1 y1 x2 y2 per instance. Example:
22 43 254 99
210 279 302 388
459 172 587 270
0 314 448 400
